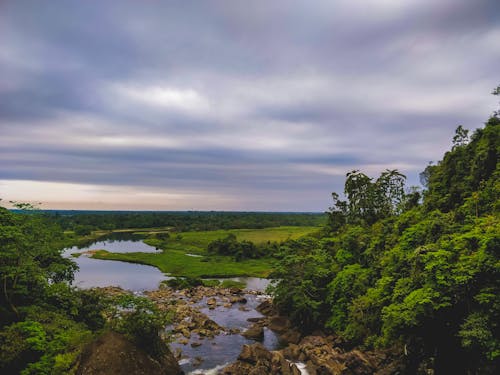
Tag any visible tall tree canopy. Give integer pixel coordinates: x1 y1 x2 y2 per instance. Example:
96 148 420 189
272 87 500 374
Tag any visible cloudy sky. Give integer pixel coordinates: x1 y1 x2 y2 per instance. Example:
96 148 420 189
1 0 499 211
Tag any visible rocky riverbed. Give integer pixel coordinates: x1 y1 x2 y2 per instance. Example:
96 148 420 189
98 285 404 374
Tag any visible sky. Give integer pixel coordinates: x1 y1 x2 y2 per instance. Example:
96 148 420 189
1 0 499 211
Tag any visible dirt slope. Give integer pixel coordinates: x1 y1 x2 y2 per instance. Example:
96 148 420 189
76 331 182 375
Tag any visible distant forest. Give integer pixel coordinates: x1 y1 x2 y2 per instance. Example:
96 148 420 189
38 211 326 234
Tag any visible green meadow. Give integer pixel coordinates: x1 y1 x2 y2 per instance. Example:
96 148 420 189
91 226 320 278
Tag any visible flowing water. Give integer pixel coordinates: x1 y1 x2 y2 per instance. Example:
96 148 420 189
171 293 281 374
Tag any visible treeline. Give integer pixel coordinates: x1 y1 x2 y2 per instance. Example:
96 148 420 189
44 211 325 234
207 234 279 261
270 91 499 374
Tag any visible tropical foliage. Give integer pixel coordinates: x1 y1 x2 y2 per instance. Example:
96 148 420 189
270 94 500 373
0 208 171 374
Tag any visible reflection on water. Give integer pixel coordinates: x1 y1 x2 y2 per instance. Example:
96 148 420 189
70 255 167 290
65 232 167 291
66 232 159 254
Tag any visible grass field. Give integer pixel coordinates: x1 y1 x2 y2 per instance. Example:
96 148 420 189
91 226 320 278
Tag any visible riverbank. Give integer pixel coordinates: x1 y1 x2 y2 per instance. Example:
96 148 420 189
68 226 321 279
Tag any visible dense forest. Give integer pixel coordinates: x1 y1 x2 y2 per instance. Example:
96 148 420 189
270 99 500 373
44 211 325 234
0 209 174 374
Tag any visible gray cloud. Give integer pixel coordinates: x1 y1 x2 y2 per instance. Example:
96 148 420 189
1 0 499 210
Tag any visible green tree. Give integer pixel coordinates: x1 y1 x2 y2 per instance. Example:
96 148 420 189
0 207 76 321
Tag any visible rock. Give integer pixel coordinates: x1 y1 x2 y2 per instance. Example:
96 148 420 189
238 306 250 312
206 297 217 306
290 335 403 375
242 324 264 341
230 296 247 304
255 300 277 315
282 343 301 360
279 329 301 345
247 366 269 375
76 331 182 375
173 348 182 360
238 343 272 364
193 356 204 365
223 303 232 308
223 343 301 375
190 342 202 348
247 317 266 323
181 329 190 339
271 351 299 375
197 329 214 338
268 316 291 333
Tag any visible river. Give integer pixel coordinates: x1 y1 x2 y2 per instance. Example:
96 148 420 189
64 233 278 374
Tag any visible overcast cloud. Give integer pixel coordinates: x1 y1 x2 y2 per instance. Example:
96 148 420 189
1 0 499 211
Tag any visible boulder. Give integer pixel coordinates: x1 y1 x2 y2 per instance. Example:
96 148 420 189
255 300 277 315
238 343 272 364
268 316 291 333
289 335 404 375
223 343 300 375
279 329 302 345
230 296 248 304
242 324 264 341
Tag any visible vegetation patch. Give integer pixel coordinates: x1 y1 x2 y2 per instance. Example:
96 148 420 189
92 249 273 278
90 226 319 278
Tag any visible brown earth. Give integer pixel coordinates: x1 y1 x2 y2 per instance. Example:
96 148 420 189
76 331 183 375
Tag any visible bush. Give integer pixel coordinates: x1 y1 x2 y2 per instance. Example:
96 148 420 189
164 277 203 289
106 295 172 358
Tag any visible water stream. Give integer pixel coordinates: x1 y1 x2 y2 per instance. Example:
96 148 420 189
172 293 280 374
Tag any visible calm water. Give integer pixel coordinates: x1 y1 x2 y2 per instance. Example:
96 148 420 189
66 232 160 253
65 233 271 292
64 233 167 290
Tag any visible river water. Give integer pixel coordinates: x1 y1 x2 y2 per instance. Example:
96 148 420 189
65 233 272 292
64 233 278 374
64 233 167 290
171 293 281 373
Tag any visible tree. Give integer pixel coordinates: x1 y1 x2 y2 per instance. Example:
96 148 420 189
327 169 408 230
452 125 469 149
327 192 348 231
375 169 407 216
0 207 76 322
344 170 377 224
